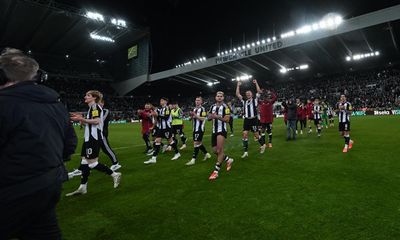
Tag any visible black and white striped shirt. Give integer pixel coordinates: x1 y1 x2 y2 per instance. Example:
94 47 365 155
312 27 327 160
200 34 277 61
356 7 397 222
192 106 206 132
313 105 322 120
84 103 104 142
209 103 230 134
241 96 259 119
337 101 352 123
327 107 334 116
156 106 172 129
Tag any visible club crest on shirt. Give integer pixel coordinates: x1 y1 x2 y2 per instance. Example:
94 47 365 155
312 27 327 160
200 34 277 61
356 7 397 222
92 110 99 117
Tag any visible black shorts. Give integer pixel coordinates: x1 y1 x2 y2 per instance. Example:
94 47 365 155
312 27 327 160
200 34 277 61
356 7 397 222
339 122 351 132
172 125 184 135
193 131 204 142
155 128 173 139
314 119 321 126
211 132 227 147
243 118 259 132
81 138 101 159
260 122 272 133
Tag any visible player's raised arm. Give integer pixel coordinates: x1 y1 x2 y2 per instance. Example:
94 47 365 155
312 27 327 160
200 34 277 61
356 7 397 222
236 81 243 101
253 79 262 94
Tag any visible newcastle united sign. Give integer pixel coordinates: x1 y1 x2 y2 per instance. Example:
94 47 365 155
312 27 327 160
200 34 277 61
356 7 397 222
216 41 284 64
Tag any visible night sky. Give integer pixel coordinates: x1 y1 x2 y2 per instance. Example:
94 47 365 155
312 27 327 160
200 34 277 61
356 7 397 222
62 0 399 73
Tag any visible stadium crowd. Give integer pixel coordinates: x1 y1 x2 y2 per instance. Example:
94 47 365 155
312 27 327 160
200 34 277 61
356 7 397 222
44 65 400 120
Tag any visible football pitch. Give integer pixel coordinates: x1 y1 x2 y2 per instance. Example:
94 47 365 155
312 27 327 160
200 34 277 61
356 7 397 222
59 115 400 240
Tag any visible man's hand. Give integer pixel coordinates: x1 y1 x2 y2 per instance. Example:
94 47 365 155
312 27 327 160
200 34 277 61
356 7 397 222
253 79 258 84
70 113 84 122
237 81 242 86
208 113 217 119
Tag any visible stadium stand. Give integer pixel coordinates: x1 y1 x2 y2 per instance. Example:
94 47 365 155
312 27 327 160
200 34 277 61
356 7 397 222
44 64 400 121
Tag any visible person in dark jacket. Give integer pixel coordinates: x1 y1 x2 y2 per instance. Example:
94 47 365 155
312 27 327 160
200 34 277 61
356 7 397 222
282 98 297 140
0 48 77 239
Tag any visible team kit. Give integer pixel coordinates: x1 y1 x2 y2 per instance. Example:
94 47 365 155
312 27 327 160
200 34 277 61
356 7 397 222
67 79 354 195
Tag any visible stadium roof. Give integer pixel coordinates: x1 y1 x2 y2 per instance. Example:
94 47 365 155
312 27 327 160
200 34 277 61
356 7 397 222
115 4 400 96
0 0 149 60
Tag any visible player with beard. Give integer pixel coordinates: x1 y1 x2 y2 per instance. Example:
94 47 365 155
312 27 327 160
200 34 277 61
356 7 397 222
337 95 354 153
258 84 277 149
208 91 234 180
236 80 264 158
138 103 154 154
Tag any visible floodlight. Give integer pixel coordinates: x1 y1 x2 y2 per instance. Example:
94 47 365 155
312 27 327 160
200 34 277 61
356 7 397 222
111 18 127 28
261 39 266 44
299 64 309 70
334 16 343 25
86 11 104 21
90 33 115 42
327 18 335 27
319 20 327 29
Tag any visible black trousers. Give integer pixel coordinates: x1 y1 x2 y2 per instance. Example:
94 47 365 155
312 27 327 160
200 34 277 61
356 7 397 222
100 136 118 165
0 182 62 240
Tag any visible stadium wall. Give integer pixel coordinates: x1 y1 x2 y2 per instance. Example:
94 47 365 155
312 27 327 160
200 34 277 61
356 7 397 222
110 34 150 88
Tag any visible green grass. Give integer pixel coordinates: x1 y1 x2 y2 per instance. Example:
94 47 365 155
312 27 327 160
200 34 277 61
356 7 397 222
59 116 400 240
